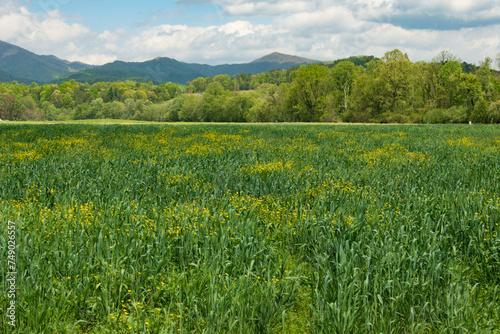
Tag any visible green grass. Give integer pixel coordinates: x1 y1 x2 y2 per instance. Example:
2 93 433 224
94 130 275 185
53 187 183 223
0 123 499 333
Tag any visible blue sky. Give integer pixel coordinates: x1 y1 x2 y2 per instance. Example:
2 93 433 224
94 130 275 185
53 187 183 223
28 0 230 31
0 0 499 66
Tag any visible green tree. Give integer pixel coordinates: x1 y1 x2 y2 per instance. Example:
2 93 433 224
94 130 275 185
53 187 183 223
287 64 330 121
455 73 483 113
486 100 500 123
432 50 461 65
330 61 357 113
41 101 57 121
213 75 233 91
349 73 382 121
417 62 441 108
189 77 208 93
165 95 187 122
364 59 381 75
223 95 253 122
246 85 288 122
101 101 126 119
202 82 230 122
21 95 37 110
61 93 74 109
0 94 22 120
471 98 489 123
164 82 185 99
105 85 120 102
378 49 413 114
51 89 62 108
410 61 434 110
89 98 104 119
477 57 494 97
179 95 204 122
40 86 53 104
437 61 462 108
124 99 136 119
73 85 91 105
134 90 148 101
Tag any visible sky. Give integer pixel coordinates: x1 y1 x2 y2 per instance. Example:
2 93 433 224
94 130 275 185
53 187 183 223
0 0 499 66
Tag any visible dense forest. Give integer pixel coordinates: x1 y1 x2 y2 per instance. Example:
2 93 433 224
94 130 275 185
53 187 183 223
1 50 500 123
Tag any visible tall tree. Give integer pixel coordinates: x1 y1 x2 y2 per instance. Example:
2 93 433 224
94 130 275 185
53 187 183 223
0 94 22 120
378 49 413 113
350 73 383 120
437 61 463 108
287 64 329 121
411 61 440 109
202 82 230 122
477 57 494 97
330 61 358 113
455 73 483 113
432 50 461 65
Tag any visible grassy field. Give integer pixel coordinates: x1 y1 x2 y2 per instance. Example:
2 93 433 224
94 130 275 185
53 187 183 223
0 123 499 333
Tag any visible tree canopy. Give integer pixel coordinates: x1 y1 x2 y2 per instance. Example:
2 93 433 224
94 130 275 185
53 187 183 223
1 50 499 124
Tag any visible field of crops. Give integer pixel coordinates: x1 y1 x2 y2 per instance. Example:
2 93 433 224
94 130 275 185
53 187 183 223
1 123 499 333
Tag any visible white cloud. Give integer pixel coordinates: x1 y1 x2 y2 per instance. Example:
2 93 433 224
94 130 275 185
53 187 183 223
219 20 256 36
352 23 500 64
382 0 500 27
0 7 90 51
36 12 90 42
176 0 500 29
0 6 120 65
73 54 118 65
392 0 496 15
122 21 284 63
96 29 127 53
279 6 362 35
98 29 127 43
0 1 499 67
0 0 23 15
223 1 312 16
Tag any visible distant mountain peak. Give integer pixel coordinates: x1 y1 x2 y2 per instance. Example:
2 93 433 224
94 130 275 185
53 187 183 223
0 39 93 83
0 40 326 85
251 52 319 65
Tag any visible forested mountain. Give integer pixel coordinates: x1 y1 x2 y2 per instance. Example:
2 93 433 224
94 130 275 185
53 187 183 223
55 52 320 85
0 68 29 84
55 57 207 85
0 41 94 83
0 39 322 84
251 52 318 64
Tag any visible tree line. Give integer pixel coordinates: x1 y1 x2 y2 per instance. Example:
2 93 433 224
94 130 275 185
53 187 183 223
1 50 499 123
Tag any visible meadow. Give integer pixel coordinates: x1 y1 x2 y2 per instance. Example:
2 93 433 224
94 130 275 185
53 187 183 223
0 123 499 333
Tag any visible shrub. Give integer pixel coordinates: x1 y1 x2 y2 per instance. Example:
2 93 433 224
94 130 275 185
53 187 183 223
341 110 371 123
22 109 45 121
486 100 500 123
423 106 467 124
471 99 489 123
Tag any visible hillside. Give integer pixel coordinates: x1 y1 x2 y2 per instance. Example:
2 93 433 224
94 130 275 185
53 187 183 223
57 57 208 85
54 53 321 85
0 68 31 84
0 39 323 85
0 40 94 83
251 52 319 64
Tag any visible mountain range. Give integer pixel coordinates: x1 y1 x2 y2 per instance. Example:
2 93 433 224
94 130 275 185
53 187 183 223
0 40 320 85
0 40 94 84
